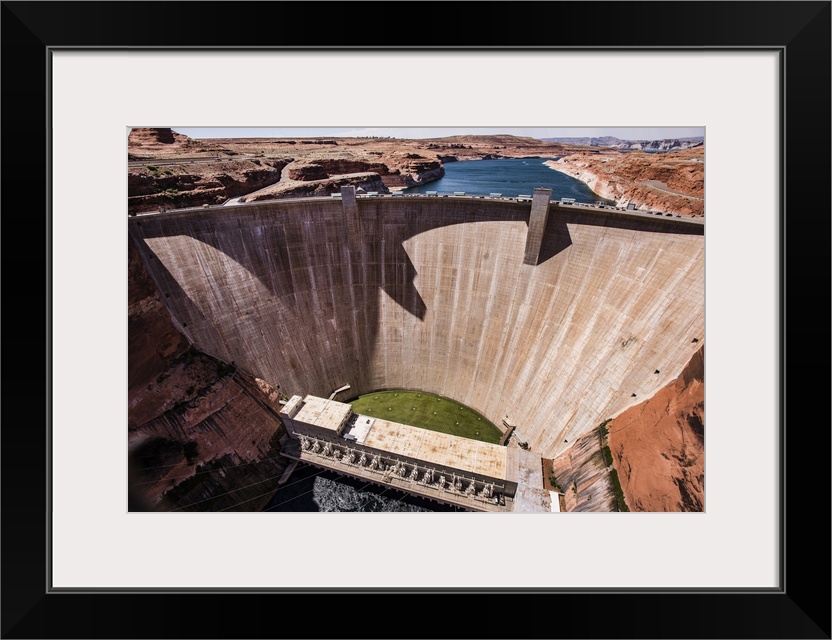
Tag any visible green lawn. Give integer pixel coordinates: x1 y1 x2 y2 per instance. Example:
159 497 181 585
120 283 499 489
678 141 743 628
348 390 502 444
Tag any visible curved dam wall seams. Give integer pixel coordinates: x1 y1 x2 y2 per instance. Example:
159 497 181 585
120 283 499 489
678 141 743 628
129 198 703 459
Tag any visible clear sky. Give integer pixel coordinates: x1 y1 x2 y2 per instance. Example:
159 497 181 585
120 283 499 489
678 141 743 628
171 127 704 141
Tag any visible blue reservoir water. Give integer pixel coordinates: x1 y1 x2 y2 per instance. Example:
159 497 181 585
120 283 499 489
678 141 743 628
404 157 614 203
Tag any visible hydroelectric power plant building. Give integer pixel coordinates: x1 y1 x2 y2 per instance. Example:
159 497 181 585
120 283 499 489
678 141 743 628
279 394 555 512
129 186 704 511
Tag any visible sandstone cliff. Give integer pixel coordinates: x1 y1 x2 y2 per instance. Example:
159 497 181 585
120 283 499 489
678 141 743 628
546 147 704 216
128 241 290 511
128 353 290 512
548 344 704 512
128 127 193 152
128 244 190 392
607 346 704 511
547 424 621 512
542 136 703 152
278 156 443 192
288 158 391 179
128 158 288 214
128 127 232 160
398 158 444 185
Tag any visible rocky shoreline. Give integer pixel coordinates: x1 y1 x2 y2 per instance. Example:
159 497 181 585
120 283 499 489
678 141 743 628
544 147 704 216
127 128 582 212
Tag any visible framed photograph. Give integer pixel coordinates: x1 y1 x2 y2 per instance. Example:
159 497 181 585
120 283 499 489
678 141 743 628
125 123 706 519
4 1 829 638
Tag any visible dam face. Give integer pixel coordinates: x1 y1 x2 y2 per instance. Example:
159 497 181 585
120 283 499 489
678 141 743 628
129 197 703 458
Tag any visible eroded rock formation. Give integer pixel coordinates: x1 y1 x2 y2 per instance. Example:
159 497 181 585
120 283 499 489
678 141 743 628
128 244 190 391
128 127 193 150
607 346 704 511
542 136 703 152
397 158 444 185
277 157 440 193
286 163 330 181
295 158 390 177
548 425 620 512
546 147 704 216
128 242 290 511
128 158 288 214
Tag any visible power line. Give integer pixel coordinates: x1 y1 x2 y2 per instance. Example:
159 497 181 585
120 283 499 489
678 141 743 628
385 485 434 511
271 466 328 491
264 475 381 513
132 455 285 484
216 467 331 512
363 486 391 505
166 463 327 512
170 473 285 512
218 486 298 512
261 488 319 512
349 480 380 511
134 455 245 471
166 461 428 513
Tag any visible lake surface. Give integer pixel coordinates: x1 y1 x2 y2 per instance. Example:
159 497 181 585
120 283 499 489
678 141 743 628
404 157 613 202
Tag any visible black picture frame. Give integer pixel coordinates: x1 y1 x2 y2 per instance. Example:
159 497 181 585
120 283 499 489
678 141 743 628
2 1 829 638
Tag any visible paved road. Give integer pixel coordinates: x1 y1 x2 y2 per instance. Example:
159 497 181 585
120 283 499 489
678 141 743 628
640 179 703 201
134 193 704 227
128 156 256 168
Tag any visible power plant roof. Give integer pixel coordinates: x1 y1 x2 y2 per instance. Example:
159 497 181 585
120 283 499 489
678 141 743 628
357 417 507 480
294 395 352 433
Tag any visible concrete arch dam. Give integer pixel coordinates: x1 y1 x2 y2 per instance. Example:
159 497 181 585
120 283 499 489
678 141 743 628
129 195 703 459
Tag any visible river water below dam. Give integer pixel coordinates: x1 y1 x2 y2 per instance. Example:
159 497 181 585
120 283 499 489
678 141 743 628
261 463 456 512
404 157 613 202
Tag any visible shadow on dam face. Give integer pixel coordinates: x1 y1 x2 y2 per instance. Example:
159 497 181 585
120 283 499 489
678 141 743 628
129 198 704 458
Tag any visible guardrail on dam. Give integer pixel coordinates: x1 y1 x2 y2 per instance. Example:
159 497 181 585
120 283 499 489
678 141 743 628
128 188 704 459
